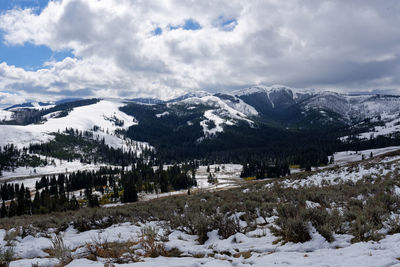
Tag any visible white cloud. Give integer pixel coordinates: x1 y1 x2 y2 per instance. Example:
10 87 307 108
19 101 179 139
0 91 26 107
0 0 400 103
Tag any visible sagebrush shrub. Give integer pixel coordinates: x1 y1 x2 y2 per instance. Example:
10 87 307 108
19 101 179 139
270 204 311 244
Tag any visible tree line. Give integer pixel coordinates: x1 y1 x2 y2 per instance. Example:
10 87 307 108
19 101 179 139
0 162 197 219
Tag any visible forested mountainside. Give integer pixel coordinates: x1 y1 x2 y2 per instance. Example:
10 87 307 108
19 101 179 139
1 85 400 169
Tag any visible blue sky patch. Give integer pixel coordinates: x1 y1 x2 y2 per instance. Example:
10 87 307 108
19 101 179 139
220 18 237 31
0 38 74 70
153 27 162 36
169 25 180 30
183 19 201 30
0 0 71 70
169 18 202 31
214 16 238 32
0 0 49 14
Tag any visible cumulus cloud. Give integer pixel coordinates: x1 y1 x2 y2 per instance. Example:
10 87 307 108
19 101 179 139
0 0 400 102
0 91 26 107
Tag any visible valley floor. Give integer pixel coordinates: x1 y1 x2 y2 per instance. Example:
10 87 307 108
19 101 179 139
2 147 400 266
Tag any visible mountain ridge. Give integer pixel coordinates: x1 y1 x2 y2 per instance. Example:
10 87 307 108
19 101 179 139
1 85 400 164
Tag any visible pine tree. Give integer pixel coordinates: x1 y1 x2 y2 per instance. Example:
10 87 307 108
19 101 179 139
32 191 40 214
24 188 32 215
16 184 25 216
122 179 138 203
159 172 168 193
305 164 311 172
0 201 6 218
88 195 99 208
69 195 80 210
113 182 119 201
8 200 17 217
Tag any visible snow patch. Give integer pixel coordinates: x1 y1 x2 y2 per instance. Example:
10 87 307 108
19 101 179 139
155 111 169 118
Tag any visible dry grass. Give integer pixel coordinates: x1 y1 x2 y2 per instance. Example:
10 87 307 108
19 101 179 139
44 234 72 265
83 226 179 264
1 154 400 249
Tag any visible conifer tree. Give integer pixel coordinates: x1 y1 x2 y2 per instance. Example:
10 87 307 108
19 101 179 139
8 200 17 217
0 201 6 218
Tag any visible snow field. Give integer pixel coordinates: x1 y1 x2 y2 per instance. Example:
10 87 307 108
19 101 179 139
0 100 150 153
0 110 13 121
4 216 400 266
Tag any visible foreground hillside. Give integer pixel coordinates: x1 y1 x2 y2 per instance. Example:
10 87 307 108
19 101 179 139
1 149 400 266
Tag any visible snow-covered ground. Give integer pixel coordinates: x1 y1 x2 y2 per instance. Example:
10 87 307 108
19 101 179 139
3 152 400 266
0 159 110 187
195 164 243 190
139 164 243 202
4 218 400 267
283 162 392 189
0 99 150 153
332 146 400 165
1 163 243 203
271 147 400 189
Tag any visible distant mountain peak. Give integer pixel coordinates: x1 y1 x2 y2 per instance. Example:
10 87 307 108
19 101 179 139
128 97 165 105
167 90 211 103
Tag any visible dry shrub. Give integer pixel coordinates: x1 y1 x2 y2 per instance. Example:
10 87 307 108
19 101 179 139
168 210 212 244
47 234 72 265
0 246 14 266
85 234 138 263
214 214 243 239
270 203 311 244
139 226 168 258
349 213 382 243
305 208 336 242
259 203 274 224
388 216 400 234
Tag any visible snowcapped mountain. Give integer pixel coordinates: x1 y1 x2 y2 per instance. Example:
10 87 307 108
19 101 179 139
167 90 211 103
169 95 257 140
129 98 165 105
5 101 55 111
232 85 400 124
1 85 400 163
4 99 84 111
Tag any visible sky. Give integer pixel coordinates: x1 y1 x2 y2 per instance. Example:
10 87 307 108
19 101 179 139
0 0 400 107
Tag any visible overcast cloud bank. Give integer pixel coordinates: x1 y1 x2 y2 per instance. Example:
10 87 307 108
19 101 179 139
0 0 400 105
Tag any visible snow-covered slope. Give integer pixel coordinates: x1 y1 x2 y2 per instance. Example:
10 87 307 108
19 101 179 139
0 99 149 152
342 115 400 141
2 85 400 148
0 109 13 121
332 146 400 165
171 95 255 139
233 85 400 123
232 84 315 103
